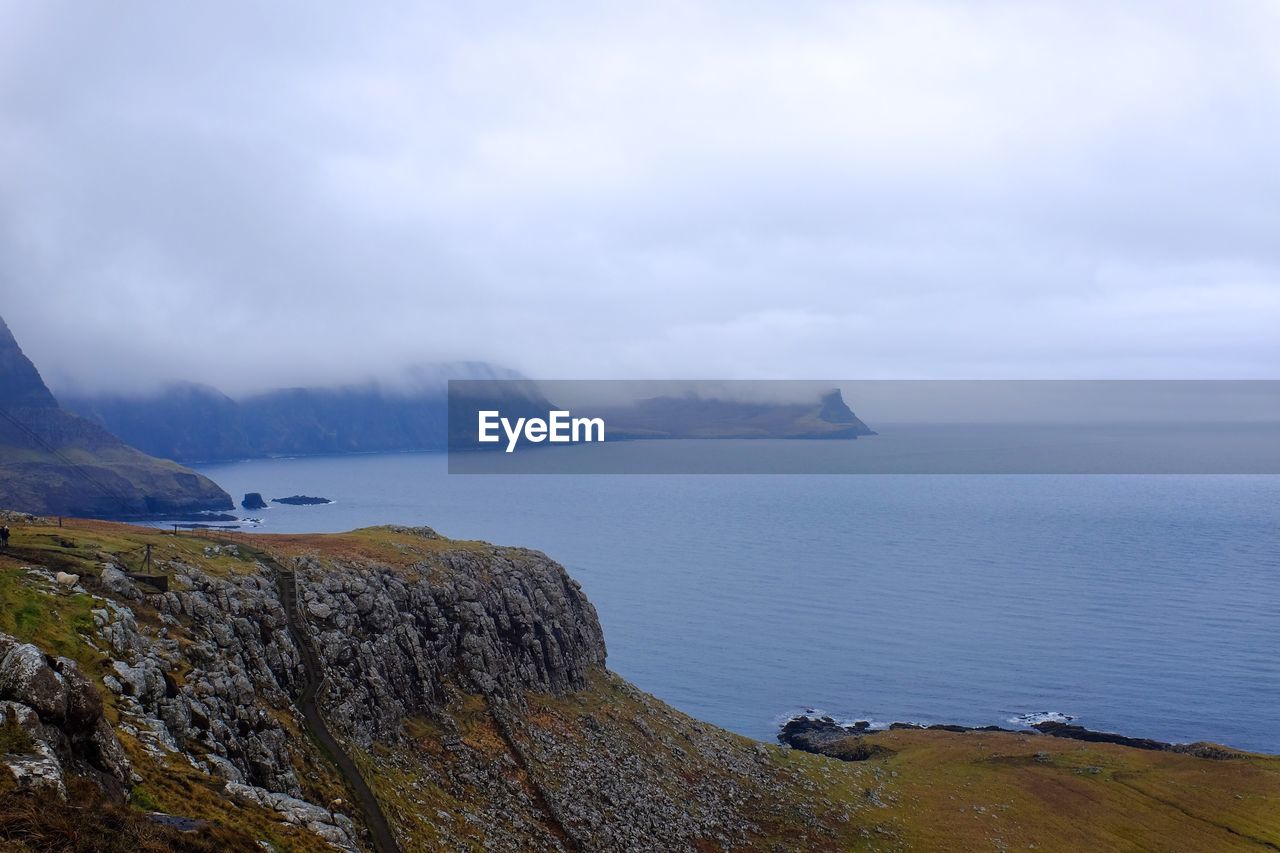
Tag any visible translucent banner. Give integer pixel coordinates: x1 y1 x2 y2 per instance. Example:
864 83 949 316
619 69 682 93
447 380 1280 474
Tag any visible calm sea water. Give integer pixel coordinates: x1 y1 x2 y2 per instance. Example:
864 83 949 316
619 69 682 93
195 451 1280 752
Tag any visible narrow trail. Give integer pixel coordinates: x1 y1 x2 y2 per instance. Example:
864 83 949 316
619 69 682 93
266 552 402 853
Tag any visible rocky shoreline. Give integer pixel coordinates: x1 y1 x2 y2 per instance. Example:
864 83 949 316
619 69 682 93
778 714 1248 761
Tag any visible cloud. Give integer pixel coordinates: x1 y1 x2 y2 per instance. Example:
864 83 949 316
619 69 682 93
1 0 1277 394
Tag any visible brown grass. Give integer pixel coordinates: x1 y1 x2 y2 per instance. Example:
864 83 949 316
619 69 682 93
0 777 262 853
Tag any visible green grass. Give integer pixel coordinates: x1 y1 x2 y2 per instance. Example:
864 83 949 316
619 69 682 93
129 786 160 811
0 565 99 669
0 715 36 754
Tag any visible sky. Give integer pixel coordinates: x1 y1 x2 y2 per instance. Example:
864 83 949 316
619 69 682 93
1 0 1278 396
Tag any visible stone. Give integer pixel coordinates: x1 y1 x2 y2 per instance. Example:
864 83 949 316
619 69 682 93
55 656 103 732
225 782 359 850
0 643 68 722
1 742 66 799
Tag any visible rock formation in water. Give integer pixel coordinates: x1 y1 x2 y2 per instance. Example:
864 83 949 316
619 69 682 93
0 316 232 517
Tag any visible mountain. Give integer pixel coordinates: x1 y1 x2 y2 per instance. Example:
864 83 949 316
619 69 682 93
62 363 526 463
0 316 232 517
66 381 876 463
602 387 876 439
2 518 1276 850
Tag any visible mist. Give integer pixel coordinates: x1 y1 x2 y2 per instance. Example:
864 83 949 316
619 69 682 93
2 1 1278 396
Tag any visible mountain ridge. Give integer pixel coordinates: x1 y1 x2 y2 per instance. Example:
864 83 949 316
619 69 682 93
67 378 878 463
0 316 232 517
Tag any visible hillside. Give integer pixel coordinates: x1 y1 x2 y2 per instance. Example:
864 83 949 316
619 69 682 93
0 317 232 517
1 515 1276 851
61 363 524 463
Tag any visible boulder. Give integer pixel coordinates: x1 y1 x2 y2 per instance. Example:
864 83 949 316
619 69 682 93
56 656 103 732
0 643 67 722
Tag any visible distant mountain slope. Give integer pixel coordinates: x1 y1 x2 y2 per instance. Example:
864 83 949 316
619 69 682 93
603 388 876 439
0 316 232 516
69 380 876 462
63 363 524 462
65 382 254 462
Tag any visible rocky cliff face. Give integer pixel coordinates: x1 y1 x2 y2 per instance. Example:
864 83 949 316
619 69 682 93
93 528 606 790
0 519 885 851
0 316 233 516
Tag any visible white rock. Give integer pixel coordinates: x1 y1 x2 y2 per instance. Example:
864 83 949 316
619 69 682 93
307 601 333 619
0 740 66 799
224 782 359 851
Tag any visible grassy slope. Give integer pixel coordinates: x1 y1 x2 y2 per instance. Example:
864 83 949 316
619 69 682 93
846 728 1280 850
1 518 1278 851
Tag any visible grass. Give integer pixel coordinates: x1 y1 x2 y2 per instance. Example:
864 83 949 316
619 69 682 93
128 785 160 811
0 563 100 671
0 715 36 754
0 775 263 853
811 727 1280 851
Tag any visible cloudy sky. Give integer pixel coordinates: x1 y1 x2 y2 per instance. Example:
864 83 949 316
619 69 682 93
2 1 1278 395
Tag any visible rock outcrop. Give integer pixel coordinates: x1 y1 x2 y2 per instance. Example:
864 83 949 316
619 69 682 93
272 495 332 505
90 532 605 797
0 634 133 799
3 523 616 850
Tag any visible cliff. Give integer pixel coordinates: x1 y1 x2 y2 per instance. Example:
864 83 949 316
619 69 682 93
600 388 877 440
0 317 233 517
2 517 1277 851
0 518 867 850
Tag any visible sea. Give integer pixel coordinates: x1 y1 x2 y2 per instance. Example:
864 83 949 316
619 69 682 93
193 447 1280 753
